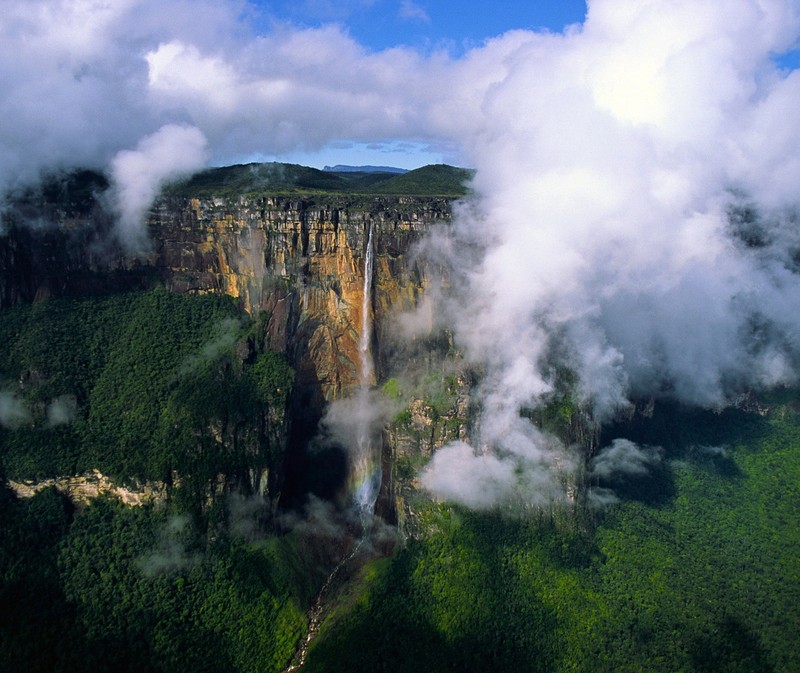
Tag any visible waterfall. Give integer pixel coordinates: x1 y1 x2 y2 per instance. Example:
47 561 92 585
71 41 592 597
284 224 381 673
352 221 381 514
359 220 375 389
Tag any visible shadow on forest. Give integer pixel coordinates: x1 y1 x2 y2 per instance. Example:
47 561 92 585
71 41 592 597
597 399 772 507
689 616 775 673
304 512 567 673
601 399 770 457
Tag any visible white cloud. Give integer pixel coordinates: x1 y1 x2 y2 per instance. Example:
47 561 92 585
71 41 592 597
412 0 800 508
109 124 208 250
398 0 430 24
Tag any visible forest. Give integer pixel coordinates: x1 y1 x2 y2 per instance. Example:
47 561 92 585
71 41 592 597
1 288 799 672
304 395 800 672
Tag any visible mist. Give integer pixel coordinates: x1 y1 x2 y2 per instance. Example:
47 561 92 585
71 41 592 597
0 391 31 429
418 0 800 508
4 0 800 507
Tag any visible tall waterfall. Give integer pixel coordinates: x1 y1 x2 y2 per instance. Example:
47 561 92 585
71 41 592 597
352 221 381 514
359 221 375 389
284 223 381 673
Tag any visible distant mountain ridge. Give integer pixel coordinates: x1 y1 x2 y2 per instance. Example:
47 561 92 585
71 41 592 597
165 162 473 198
323 164 408 174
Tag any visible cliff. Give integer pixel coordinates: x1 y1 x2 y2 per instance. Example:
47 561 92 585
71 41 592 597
0 187 467 525
147 194 465 520
149 195 449 397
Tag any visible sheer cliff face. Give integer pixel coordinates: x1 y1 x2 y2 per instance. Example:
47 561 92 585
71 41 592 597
0 193 462 522
2 193 452 400
150 195 452 403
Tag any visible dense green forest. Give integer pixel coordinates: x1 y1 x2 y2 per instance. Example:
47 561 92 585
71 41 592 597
0 488 327 673
0 288 293 491
1 288 799 672
0 288 323 672
303 396 800 673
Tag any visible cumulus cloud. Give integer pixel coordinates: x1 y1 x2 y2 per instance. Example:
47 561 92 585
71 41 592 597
415 0 800 508
0 0 483 187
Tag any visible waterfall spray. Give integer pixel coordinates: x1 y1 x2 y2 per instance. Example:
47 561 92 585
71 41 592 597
352 220 381 514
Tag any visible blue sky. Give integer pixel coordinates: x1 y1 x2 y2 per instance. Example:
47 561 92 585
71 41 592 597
247 0 589 168
252 0 588 54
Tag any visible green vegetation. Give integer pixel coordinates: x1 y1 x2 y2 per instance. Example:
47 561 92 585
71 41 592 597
0 287 293 488
165 162 473 198
363 164 474 196
0 288 319 673
304 396 800 673
2 286 799 672
0 489 323 673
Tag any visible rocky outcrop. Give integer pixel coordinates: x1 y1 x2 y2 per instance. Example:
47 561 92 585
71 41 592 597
8 469 167 507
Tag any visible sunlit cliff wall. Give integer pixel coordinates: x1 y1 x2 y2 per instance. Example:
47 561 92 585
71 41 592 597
0 194 464 522
149 195 452 402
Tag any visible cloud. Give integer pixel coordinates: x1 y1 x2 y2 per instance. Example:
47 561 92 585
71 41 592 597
0 0 471 243
108 124 208 251
411 0 800 508
590 439 662 480
0 390 31 429
419 441 518 510
420 436 577 511
398 0 430 24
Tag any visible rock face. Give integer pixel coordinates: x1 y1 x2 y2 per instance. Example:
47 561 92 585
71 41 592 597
1 192 463 524
149 195 451 400
0 209 152 308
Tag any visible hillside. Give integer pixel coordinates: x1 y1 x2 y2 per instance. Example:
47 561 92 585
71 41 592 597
165 162 473 198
